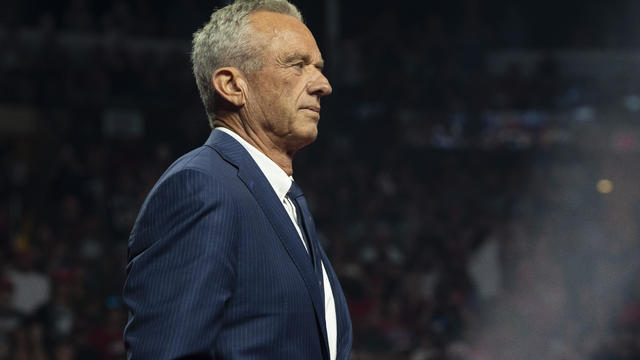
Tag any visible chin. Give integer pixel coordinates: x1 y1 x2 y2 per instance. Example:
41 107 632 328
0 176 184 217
300 128 318 145
289 126 318 151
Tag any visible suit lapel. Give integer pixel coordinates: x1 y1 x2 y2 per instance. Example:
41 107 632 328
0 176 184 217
318 246 352 359
205 129 330 356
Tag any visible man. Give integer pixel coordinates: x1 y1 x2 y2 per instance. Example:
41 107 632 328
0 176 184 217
122 1 352 359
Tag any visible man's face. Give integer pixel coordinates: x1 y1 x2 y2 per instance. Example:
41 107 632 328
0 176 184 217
243 11 332 153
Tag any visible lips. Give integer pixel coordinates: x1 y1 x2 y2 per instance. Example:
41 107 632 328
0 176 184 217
301 106 320 113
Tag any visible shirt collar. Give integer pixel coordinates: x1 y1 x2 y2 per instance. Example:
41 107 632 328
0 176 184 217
217 127 293 201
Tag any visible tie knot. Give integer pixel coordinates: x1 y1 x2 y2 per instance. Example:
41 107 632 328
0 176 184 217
288 181 304 199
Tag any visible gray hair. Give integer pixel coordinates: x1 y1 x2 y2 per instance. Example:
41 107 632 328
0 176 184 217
191 0 303 127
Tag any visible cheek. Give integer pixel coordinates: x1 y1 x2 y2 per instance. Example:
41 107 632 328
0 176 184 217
276 86 299 113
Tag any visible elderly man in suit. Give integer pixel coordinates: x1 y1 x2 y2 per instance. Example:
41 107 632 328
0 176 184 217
122 0 352 359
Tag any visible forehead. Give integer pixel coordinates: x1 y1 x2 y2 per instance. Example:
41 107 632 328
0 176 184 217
248 11 320 56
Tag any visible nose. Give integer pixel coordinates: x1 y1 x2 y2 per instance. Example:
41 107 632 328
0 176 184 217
308 70 332 97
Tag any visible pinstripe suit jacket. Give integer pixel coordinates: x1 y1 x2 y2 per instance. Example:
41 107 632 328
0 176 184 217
123 129 352 359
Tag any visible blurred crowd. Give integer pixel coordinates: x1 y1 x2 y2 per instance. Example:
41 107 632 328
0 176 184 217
1 0 640 359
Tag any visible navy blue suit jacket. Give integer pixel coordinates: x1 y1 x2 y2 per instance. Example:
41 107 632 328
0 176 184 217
123 129 352 359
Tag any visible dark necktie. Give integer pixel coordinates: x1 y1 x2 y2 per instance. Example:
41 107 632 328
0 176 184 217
288 181 324 300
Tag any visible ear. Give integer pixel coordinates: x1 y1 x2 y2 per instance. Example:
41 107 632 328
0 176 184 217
211 67 247 107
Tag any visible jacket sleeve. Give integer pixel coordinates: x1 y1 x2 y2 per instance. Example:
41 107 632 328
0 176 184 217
123 168 238 360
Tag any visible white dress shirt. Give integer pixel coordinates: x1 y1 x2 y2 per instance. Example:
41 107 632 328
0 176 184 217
218 127 337 360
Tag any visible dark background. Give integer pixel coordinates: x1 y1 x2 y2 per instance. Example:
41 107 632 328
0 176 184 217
1 0 640 359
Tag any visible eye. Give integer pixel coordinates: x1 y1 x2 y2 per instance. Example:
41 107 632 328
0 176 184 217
293 62 304 69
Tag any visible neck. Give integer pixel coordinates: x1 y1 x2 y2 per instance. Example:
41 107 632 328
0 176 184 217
213 117 295 176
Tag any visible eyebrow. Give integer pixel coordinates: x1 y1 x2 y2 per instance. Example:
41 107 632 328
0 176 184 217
282 52 325 70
